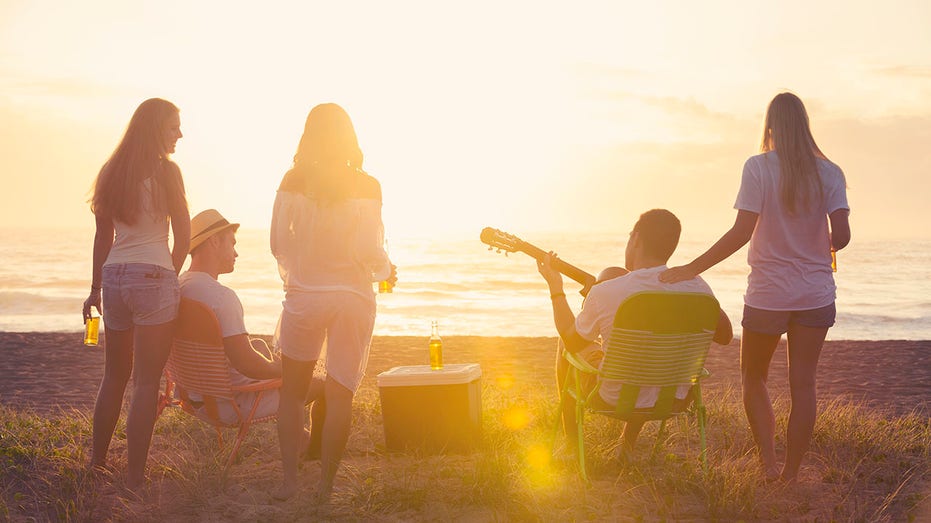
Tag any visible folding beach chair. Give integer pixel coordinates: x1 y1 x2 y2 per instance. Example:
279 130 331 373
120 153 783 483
556 291 720 482
162 297 281 469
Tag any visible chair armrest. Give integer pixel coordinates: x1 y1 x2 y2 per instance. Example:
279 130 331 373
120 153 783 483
563 350 599 374
231 378 282 393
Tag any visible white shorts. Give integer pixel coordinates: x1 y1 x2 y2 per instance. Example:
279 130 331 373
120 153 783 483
210 389 279 425
278 291 376 392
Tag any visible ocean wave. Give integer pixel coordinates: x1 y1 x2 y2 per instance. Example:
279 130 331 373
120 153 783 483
0 291 81 316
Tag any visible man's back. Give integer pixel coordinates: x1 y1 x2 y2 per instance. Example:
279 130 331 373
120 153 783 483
178 271 252 388
575 265 717 408
576 265 715 344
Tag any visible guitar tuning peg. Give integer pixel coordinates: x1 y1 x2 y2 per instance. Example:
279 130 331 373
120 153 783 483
487 246 493 251
504 252 508 257
496 248 502 253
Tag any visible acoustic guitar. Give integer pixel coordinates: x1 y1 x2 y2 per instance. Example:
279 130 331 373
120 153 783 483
480 227 598 296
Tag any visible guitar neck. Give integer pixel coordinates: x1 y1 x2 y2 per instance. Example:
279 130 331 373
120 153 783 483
516 241 596 290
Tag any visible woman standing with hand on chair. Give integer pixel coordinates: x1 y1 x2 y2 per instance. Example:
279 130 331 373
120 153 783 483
272 103 395 501
660 92 850 483
82 98 190 488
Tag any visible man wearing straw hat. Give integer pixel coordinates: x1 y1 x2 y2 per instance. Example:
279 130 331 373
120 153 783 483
179 209 324 447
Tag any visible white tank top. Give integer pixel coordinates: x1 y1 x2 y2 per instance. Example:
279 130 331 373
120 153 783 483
103 178 174 270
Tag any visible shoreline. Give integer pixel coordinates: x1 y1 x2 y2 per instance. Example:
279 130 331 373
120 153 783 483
1 332 928 417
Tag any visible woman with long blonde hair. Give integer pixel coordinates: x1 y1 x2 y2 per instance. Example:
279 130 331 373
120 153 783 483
271 103 395 500
661 92 850 482
82 98 190 488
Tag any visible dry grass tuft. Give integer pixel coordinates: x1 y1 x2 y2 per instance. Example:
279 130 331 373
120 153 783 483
2 382 929 521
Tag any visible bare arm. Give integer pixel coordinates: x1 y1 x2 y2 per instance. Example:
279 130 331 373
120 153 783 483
168 204 190 275
166 165 190 273
537 252 591 353
829 208 851 251
223 335 282 380
660 210 758 283
82 212 114 321
713 307 733 345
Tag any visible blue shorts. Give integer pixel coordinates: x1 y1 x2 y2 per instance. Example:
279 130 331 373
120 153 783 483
741 303 836 336
102 263 180 331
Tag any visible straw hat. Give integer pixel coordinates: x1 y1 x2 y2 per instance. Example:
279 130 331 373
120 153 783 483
189 209 240 252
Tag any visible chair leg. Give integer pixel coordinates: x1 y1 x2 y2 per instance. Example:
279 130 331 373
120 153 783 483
698 405 708 475
226 422 251 470
156 380 175 418
550 377 568 457
574 373 589 483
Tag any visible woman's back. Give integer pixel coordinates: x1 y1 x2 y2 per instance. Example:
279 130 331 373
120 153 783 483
737 151 848 310
271 171 388 295
105 177 173 270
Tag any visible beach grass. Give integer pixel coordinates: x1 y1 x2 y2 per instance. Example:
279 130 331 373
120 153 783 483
2 383 929 522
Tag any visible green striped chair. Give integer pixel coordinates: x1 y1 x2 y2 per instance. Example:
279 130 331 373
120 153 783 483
558 291 720 481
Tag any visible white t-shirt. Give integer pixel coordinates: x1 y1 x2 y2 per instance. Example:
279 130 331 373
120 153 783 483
178 271 280 424
735 152 849 311
178 271 251 390
575 265 716 407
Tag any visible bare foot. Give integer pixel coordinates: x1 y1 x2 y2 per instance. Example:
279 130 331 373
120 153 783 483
763 466 781 483
89 462 115 477
779 472 799 485
121 475 148 501
272 482 298 501
314 481 333 504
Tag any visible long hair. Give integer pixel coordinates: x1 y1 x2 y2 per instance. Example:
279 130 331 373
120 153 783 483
760 92 828 214
278 103 366 201
90 98 187 223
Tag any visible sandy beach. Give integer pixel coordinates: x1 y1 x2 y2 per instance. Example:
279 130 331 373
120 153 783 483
2 331 929 522
1 332 928 417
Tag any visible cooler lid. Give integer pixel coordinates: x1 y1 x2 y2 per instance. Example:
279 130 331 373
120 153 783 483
377 363 482 387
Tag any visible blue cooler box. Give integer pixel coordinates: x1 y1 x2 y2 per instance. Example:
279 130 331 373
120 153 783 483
377 363 482 453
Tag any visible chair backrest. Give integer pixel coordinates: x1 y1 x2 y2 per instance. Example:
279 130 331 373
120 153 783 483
165 297 236 401
600 292 719 415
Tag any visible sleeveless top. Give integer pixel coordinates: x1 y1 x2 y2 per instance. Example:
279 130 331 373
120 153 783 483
104 177 173 270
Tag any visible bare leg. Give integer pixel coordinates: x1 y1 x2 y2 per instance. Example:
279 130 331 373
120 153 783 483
275 355 317 500
305 378 326 461
125 321 174 488
90 326 134 470
740 328 781 480
781 323 827 483
621 419 646 451
555 339 576 445
317 376 354 500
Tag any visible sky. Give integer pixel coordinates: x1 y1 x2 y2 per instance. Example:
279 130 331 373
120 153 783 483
2 0 930 241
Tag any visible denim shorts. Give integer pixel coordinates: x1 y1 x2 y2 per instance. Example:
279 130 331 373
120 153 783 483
741 302 836 336
102 263 180 331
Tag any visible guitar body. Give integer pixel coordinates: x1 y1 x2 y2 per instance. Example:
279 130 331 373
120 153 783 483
481 227 629 296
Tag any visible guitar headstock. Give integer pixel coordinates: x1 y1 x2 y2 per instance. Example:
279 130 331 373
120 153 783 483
480 227 524 254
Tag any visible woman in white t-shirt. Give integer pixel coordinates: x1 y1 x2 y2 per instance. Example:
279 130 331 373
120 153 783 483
271 103 395 501
81 98 191 488
661 92 850 483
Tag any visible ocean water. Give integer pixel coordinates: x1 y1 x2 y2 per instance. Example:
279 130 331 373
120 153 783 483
0 228 928 341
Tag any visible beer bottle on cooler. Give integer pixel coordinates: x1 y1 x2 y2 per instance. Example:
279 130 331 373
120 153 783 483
429 320 443 370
